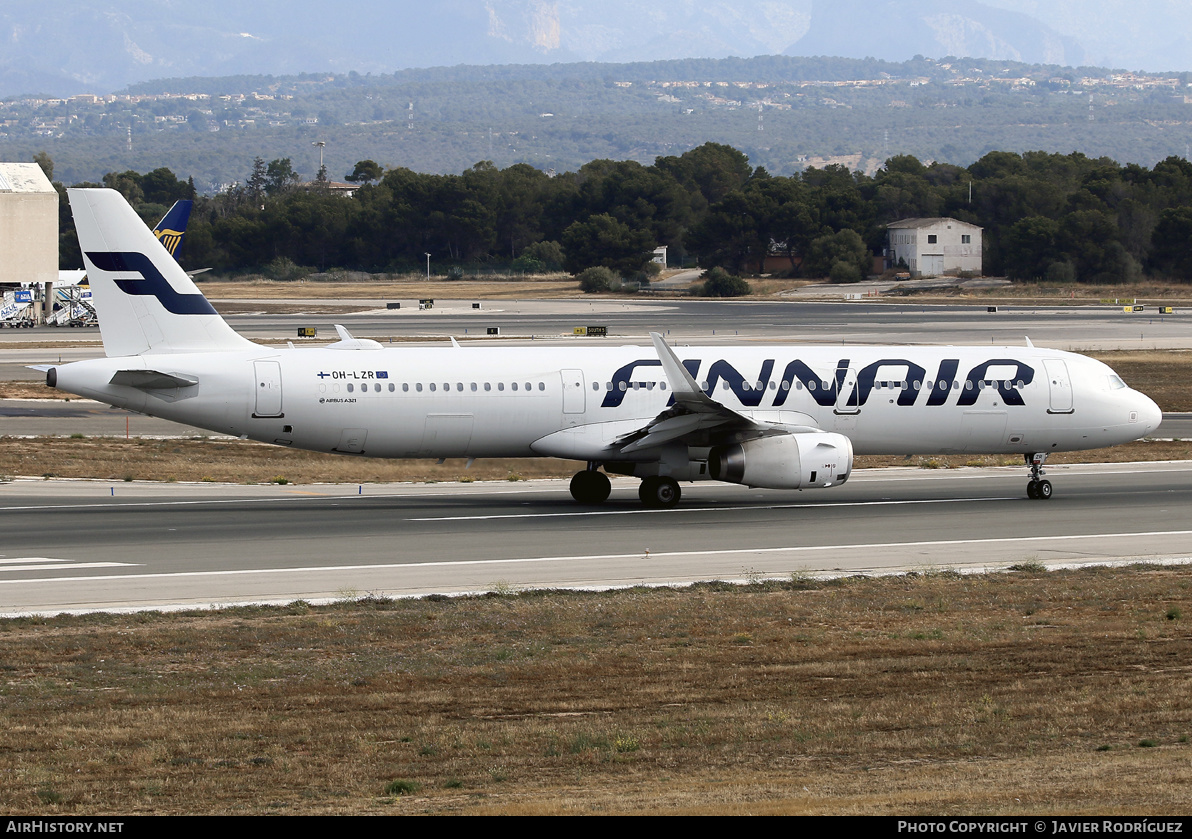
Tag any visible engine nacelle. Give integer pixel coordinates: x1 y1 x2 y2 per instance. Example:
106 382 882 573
709 432 853 490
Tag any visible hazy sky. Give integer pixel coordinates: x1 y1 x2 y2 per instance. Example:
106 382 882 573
2 0 1190 100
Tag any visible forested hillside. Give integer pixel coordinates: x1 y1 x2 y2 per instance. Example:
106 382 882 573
5 55 1191 191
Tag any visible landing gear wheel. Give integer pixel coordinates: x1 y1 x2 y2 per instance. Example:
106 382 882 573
1025 453 1052 500
569 470 611 504
639 476 681 509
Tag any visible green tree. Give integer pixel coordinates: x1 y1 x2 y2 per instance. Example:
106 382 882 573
246 157 267 203
141 168 190 205
33 151 53 181
561 214 654 276
1001 216 1059 280
345 159 383 184
1149 207 1192 281
101 171 144 204
700 267 751 297
265 159 300 196
803 229 871 281
576 266 619 293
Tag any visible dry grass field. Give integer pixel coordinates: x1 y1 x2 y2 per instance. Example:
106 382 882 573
2 568 1190 814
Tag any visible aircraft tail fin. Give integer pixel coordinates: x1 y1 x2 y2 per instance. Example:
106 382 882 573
68 188 254 357
153 199 193 261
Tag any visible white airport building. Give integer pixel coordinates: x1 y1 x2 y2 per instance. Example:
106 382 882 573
885 217 982 277
0 162 59 324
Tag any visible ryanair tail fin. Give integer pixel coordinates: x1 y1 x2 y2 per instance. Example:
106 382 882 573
68 188 255 358
153 199 193 261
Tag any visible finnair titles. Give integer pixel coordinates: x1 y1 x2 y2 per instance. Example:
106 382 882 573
41 189 1162 508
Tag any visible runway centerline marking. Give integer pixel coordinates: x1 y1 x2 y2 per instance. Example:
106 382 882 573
4 530 1191 587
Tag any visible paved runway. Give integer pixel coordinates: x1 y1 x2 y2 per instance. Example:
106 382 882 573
2 462 1190 615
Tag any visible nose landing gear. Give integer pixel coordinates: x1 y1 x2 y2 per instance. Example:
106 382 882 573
1026 453 1052 500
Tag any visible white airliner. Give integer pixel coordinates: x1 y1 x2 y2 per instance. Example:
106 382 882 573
42 188 1162 507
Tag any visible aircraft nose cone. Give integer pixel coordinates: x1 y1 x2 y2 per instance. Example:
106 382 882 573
1137 393 1162 434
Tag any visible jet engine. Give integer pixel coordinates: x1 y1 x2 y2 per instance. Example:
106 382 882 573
709 432 853 489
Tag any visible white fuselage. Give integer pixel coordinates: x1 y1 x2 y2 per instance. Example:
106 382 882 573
51 342 1161 467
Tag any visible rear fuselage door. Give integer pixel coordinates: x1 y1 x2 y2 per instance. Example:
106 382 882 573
253 361 283 417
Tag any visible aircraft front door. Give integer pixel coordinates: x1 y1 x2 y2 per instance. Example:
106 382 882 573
561 369 586 414
1044 359 1074 414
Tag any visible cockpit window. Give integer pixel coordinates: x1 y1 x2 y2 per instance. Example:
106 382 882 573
1108 375 1127 390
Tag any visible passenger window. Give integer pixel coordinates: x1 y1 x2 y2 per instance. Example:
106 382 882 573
347 383 354 392
470 383 477 391
484 382 491 391
416 383 423 392
538 382 545 391
389 383 395 392
429 383 436 392
512 382 518 391
498 382 505 391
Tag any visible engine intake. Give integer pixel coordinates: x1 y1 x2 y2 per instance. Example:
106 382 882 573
709 432 853 489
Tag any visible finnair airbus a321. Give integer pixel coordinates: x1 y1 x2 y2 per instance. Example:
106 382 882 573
42 189 1162 507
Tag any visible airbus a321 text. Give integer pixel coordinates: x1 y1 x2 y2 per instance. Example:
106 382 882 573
41 189 1162 507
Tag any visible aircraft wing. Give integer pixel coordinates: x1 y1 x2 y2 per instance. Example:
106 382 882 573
531 333 820 460
613 333 777 454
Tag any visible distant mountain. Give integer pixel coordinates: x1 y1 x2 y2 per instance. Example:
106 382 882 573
1 1 1188 99
784 0 1086 67
983 0 1192 72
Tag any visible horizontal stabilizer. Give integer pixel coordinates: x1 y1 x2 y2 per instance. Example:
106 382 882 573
109 370 199 390
328 324 384 350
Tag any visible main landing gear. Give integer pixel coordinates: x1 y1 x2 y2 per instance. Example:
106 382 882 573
568 466 683 508
1025 453 1052 500
569 466 611 504
638 475 681 509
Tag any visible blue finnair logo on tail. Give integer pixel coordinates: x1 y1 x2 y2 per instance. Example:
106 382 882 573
86 251 217 315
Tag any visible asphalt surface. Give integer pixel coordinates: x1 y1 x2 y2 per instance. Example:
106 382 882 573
2 462 1190 615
